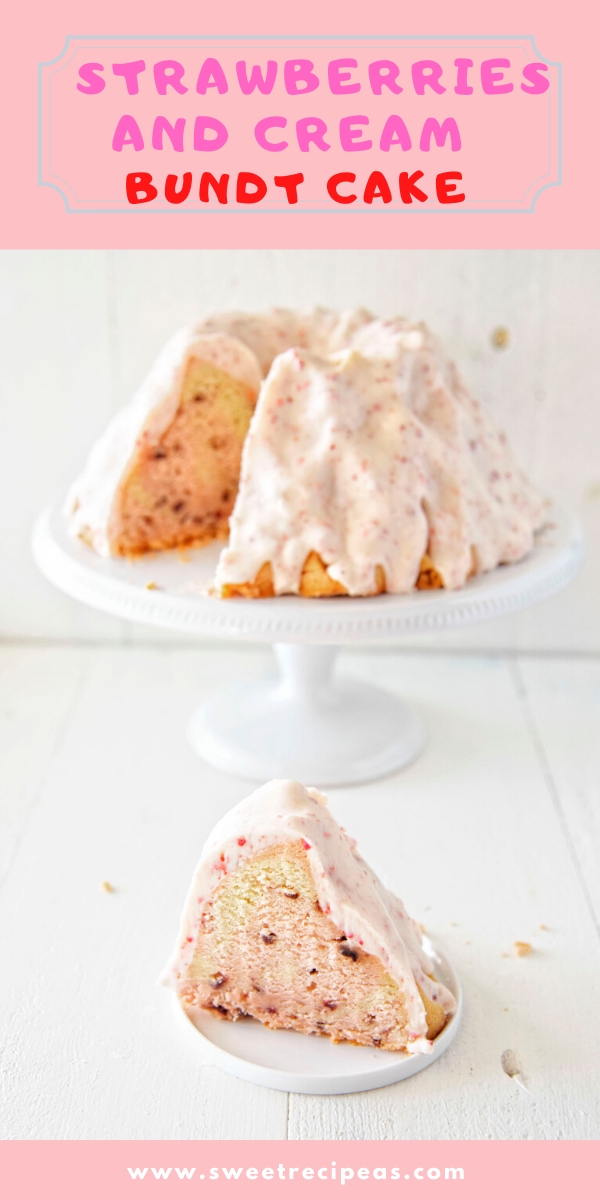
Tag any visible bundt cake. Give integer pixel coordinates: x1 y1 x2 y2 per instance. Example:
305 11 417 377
163 779 457 1055
66 307 544 592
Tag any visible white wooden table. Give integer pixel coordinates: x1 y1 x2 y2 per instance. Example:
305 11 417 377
1 643 599 1140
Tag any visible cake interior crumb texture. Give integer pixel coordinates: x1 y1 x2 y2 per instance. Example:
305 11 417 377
109 357 255 555
181 841 447 1051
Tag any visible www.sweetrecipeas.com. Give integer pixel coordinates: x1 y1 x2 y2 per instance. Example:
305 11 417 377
126 1162 465 1183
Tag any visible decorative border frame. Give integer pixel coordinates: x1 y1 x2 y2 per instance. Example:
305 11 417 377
38 34 562 214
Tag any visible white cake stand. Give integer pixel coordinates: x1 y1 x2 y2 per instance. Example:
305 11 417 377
33 499 584 786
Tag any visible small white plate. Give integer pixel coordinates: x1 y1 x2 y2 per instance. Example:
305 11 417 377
173 938 462 1095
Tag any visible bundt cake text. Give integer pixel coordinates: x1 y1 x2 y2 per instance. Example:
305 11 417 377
124 170 465 206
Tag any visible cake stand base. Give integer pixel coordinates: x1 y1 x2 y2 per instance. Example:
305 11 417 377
187 643 426 786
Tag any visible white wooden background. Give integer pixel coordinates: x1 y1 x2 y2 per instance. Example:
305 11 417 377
0 248 598 652
1 250 599 1139
1 643 599 1139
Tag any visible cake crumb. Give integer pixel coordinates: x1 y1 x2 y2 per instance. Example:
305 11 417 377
491 326 510 349
146 581 159 590
539 924 548 931
514 941 533 957
501 1049 528 1091
501 1048 520 1076
102 880 115 893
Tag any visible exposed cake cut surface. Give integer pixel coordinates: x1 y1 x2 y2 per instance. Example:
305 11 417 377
66 330 261 556
164 780 456 1054
110 355 255 555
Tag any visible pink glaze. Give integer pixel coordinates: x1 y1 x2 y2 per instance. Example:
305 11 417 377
195 306 374 376
216 319 544 594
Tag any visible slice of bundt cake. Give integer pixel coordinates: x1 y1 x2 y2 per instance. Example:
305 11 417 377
215 320 543 596
66 329 261 556
164 780 456 1054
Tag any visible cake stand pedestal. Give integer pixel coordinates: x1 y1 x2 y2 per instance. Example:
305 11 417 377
188 643 426 784
33 500 584 786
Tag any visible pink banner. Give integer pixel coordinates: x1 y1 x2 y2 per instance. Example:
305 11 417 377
0 0 595 246
1 1140 597 1198
38 35 560 215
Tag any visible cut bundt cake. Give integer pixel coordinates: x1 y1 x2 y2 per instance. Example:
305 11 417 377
66 329 262 556
163 780 456 1055
67 306 544 589
215 319 544 597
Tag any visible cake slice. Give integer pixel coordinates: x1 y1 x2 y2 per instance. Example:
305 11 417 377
66 329 261 556
164 780 456 1054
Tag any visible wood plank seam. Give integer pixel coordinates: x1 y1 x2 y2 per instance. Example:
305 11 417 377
509 657 600 941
